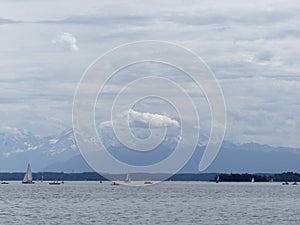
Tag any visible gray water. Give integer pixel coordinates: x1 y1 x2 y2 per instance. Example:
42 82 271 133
0 181 299 225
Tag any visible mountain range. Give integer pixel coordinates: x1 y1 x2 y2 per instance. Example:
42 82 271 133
0 127 299 173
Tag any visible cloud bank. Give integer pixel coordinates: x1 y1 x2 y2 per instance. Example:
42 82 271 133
0 0 299 148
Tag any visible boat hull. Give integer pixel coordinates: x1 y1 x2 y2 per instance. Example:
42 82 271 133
22 182 35 184
49 183 61 185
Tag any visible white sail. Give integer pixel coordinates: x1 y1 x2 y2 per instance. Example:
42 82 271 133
251 177 255 183
23 163 33 183
124 173 131 183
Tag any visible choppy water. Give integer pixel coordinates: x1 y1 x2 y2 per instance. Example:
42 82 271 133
0 181 299 225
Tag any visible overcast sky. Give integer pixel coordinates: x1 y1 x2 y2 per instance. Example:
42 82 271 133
0 0 300 148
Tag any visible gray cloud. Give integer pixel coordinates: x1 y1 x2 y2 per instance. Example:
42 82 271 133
0 17 22 24
0 0 299 148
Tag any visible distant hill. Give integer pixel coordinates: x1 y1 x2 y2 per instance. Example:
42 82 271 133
201 142 300 173
43 154 93 173
44 141 300 173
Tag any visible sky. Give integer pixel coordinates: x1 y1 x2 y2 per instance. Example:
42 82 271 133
0 0 300 148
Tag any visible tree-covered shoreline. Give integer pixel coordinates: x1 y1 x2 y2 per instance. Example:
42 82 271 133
0 172 299 182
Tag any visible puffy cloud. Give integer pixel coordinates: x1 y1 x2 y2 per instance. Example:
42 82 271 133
129 110 180 128
52 32 79 52
100 110 179 130
98 111 181 148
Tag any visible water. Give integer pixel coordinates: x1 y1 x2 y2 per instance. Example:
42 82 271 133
0 181 299 224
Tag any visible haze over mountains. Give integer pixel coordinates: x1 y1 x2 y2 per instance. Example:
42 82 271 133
0 127 299 173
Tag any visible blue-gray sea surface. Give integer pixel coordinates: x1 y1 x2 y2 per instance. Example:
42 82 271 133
0 181 299 225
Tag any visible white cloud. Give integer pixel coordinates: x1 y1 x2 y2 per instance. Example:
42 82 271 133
52 32 79 52
129 110 180 128
99 110 180 129
98 110 182 148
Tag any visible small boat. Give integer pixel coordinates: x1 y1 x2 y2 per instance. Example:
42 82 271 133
292 182 298 185
111 181 119 186
124 174 131 183
144 181 152 185
1 181 9 185
22 163 35 184
282 181 289 185
49 180 61 185
251 177 255 183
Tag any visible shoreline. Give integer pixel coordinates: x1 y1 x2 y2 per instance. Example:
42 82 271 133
0 172 299 182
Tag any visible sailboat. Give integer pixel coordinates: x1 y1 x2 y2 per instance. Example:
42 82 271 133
124 173 131 183
216 175 220 183
251 177 255 183
22 163 34 184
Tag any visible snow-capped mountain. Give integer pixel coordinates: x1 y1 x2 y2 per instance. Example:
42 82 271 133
0 127 78 172
1 126 300 173
0 125 207 172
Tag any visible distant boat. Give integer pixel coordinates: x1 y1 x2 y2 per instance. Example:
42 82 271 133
49 180 61 185
111 181 119 186
292 182 298 185
216 175 220 183
1 181 8 185
144 181 152 185
282 181 289 185
251 177 255 183
124 174 131 183
22 163 35 184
